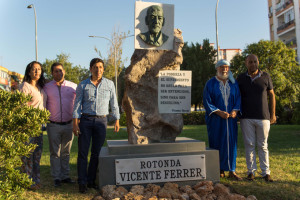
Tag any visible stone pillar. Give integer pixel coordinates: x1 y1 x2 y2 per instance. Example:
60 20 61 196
122 29 185 144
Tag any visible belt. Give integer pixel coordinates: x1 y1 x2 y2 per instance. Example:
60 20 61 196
82 113 107 118
49 120 72 125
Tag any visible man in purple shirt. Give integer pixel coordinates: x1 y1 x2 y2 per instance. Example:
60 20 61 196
44 62 77 187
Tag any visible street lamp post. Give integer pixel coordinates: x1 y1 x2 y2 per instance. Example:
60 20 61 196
89 36 118 99
27 4 38 61
215 0 220 61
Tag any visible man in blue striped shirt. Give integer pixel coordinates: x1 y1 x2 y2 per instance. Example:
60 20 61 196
72 58 120 193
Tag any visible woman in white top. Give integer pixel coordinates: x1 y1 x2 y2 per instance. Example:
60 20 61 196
19 61 47 190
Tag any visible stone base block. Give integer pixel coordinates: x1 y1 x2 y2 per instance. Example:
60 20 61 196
98 137 219 188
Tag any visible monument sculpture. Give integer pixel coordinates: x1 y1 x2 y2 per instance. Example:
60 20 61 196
123 29 184 144
138 5 169 47
98 2 219 188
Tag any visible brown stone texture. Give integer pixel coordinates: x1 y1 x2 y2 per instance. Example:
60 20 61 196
101 185 117 200
94 182 255 200
193 181 214 197
204 193 217 200
157 183 182 199
101 185 128 200
122 29 184 144
246 195 258 200
130 185 145 196
189 192 202 200
212 183 230 197
246 195 257 200
148 197 158 200
179 185 195 195
123 192 144 200
180 193 190 200
144 184 161 199
116 186 128 197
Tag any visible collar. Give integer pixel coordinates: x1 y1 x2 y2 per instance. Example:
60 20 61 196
246 70 262 78
52 79 66 86
89 76 104 85
246 70 262 81
215 76 228 83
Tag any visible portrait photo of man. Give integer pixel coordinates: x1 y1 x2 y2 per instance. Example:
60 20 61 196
138 5 169 47
135 2 174 50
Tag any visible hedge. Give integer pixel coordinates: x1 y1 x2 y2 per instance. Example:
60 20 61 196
118 111 206 126
183 111 206 125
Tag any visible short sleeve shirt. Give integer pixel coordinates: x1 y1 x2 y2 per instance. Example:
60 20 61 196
237 71 273 120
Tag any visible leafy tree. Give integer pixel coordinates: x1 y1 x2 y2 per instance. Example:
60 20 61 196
0 90 50 199
42 53 90 84
231 40 300 123
181 39 216 110
118 67 126 107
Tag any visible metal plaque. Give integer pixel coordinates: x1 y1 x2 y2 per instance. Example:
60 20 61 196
115 155 206 185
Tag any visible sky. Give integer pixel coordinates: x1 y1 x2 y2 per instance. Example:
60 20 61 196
0 0 270 75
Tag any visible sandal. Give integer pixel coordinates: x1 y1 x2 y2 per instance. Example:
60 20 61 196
228 171 243 181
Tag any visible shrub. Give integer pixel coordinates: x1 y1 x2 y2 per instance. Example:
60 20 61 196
183 111 206 125
0 90 49 199
107 112 126 126
291 101 300 124
117 112 206 126
119 112 127 126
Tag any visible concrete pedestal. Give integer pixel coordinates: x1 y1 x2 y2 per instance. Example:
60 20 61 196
98 137 219 188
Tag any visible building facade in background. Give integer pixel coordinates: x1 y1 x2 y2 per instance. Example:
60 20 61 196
217 48 242 62
0 66 11 91
0 66 24 91
8 71 24 91
268 0 300 61
210 43 242 63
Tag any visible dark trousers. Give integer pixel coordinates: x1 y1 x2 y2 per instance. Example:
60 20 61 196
77 115 107 185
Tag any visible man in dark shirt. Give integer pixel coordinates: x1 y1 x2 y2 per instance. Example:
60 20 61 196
237 54 276 182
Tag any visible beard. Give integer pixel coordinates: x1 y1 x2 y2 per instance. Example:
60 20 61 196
217 71 228 80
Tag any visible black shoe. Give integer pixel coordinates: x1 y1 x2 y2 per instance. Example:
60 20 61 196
247 173 255 181
54 179 61 187
61 178 75 184
87 182 99 189
263 174 274 182
79 184 87 193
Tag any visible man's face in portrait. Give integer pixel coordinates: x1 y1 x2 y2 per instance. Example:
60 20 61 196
146 6 164 35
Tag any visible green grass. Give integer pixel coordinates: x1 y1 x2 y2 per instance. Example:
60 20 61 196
23 125 300 200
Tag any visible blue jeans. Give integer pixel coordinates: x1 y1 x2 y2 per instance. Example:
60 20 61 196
77 115 107 185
